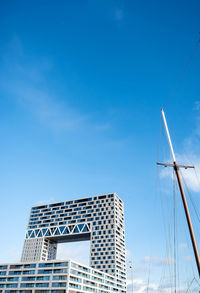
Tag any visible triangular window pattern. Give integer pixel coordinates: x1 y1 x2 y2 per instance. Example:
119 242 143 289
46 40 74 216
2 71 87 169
30 232 35 238
55 229 61 236
50 228 56 235
45 229 51 236
78 224 84 231
82 225 89 233
35 229 39 236
73 226 79 234
42 229 48 236
28 230 33 237
63 227 69 235
68 226 74 232
38 231 42 237
59 226 65 233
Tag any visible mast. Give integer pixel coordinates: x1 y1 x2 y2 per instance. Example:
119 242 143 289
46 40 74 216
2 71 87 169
158 108 200 278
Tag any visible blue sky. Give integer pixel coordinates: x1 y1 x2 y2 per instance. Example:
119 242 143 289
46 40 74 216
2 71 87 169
0 1 200 292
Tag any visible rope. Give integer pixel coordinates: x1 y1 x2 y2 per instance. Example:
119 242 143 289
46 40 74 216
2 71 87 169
173 171 177 293
180 169 200 227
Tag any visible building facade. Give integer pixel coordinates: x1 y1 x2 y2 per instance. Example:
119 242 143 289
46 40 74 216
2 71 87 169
1 193 126 292
0 260 125 293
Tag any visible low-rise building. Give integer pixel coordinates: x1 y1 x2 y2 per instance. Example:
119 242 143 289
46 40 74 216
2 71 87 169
0 259 125 293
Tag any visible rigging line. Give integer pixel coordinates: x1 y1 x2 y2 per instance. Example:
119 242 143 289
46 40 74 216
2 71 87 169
155 162 167 290
174 180 181 292
168 174 176 290
173 174 194 286
180 153 200 209
169 174 176 290
165 176 174 289
174 177 183 292
194 276 200 286
157 189 170 290
173 171 177 293
157 110 162 163
156 132 178 290
179 170 200 284
185 277 196 293
193 167 200 196
164 35 200 108
146 263 150 293
158 112 175 288
156 114 172 290
157 110 164 165
175 171 198 282
157 173 174 290
156 156 171 288
190 167 200 222
179 169 200 226
156 181 167 291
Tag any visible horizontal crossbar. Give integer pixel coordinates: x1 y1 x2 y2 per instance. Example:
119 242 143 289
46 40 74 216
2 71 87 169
157 162 194 169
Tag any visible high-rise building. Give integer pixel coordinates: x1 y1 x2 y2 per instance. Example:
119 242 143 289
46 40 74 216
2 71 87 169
0 193 126 292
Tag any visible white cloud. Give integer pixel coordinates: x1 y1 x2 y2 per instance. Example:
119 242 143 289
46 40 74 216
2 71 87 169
0 37 89 132
126 248 133 259
35 197 55 205
114 9 124 21
177 154 200 192
126 277 187 293
12 86 87 132
183 255 193 262
194 101 200 111
6 247 21 263
57 241 90 266
0 37 113 134
142 256 174 266
159 153 200 192
179 242 187 250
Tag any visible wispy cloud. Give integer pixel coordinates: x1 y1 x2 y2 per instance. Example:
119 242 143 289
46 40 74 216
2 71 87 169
89 1 125 25
142 255 174 266
11 86 87 132
57 241 90 266
0 37 91 132
159 153 200 192
35 197 55 206
126 277 187 293
179 242 187 250
114 8 124 21
5 247 21 263
183 255 193 262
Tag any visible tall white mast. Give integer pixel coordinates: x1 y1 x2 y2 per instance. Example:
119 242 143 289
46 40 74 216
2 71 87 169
161 108 176 162
158 108 200 278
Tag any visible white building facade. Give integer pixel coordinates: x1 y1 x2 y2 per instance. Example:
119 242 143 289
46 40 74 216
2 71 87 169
0 260 125 293
1 193 126 292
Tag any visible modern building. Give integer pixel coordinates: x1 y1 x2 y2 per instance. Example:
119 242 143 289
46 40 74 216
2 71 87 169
0 259 125 293
0 193 126 292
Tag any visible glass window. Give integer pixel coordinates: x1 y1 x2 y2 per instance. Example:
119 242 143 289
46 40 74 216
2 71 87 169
52 283 66 287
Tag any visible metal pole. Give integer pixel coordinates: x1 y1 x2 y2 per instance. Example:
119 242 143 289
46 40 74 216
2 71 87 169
161 108 200 278
161 108 176 162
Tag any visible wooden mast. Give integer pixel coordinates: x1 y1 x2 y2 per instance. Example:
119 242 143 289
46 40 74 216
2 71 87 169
157 108 200 278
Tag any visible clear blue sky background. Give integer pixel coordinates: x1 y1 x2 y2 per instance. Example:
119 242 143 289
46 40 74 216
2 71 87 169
0 1 200 291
